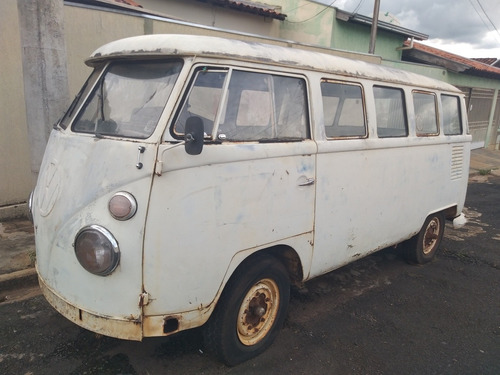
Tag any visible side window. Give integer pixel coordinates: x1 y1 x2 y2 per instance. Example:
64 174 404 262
441 94 463 135
321 80 366 138
173 68 228 136
373 86 408 138
218 70 309 141
413 91 438 136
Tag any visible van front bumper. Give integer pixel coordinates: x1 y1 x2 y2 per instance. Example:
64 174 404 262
38 270 143 341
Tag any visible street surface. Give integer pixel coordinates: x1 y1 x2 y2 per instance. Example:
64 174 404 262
1 176 499 374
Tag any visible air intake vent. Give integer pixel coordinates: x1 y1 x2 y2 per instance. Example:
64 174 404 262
451 145 464 180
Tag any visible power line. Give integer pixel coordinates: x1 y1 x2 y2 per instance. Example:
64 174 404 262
475 0 500 38
467 0 500 41
285 0 338 24
352 0 366 15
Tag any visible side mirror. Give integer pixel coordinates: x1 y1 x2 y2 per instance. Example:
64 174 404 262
184 116 204 155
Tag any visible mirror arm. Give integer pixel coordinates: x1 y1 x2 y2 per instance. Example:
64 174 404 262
155 141 187 176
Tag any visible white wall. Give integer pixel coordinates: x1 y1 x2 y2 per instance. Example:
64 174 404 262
0 1 32 217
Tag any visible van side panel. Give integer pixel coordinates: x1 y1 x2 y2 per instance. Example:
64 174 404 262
142 141 317 317
311 137 470 277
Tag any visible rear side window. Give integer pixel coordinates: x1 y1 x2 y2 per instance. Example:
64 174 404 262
173 68 310 142
441 94 463 135
373 86 408 138
321 80 366 138
413 91 438 136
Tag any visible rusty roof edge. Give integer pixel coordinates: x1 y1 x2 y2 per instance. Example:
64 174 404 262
86 34 461 92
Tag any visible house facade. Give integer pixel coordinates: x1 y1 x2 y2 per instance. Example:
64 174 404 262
1 0 499 217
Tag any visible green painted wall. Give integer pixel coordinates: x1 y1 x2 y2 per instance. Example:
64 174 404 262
277 0 334 47
331 20 403 60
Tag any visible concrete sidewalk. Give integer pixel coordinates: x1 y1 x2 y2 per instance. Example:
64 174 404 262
1 148 499 296
0 219 37 296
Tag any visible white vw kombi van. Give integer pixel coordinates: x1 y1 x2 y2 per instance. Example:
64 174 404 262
30 34 470 365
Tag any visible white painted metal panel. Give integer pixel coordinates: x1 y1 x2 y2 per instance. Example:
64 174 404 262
143 141 316 316
311 138 470 277
33 130 155 325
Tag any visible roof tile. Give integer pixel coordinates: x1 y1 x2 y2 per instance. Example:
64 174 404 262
405 41 500 77
196 0 286 20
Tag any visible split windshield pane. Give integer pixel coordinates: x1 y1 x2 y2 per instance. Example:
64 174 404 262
72 61 182 139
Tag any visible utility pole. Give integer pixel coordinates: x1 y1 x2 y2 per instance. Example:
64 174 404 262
368 0 381 54
17 0 70 183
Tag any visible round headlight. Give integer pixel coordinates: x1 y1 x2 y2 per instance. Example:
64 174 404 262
108 192 137 221
74 225 120 276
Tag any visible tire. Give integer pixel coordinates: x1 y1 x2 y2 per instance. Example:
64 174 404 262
404 212 445 264
203 254 290 366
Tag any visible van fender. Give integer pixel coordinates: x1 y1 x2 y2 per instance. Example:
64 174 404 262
209 232 313 310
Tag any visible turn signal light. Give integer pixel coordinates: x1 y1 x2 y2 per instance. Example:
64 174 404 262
108 192 137 221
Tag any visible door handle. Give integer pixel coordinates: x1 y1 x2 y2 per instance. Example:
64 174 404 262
298 178 315 186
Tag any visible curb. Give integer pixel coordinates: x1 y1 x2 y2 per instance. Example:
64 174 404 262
0 267 38 291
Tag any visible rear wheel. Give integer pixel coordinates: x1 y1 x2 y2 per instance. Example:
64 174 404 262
203 254 290 366
404 212 445 264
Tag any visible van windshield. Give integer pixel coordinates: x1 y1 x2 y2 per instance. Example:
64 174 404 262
71 61 182 139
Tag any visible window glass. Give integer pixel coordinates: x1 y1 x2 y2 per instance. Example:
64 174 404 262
413 91 438 136
60 68 102 130
321 81 366 138
218 71 308 141
218 71 309 141
173 69 228 136
73 61 182 139
173 69 309 142
373 86 408 138
441 94 463 135
236 89 271 127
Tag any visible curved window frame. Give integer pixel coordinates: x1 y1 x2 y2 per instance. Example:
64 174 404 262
320 79 368 139
171 65 311 143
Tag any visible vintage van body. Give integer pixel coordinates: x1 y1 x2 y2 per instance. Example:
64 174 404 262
30 34 471 365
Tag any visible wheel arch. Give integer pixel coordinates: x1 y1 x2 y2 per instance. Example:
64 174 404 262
233 245 304 287
208 244 305 314
442 205 459 220
202 246 298 365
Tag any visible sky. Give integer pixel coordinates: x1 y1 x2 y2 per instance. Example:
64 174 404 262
316 0 500 58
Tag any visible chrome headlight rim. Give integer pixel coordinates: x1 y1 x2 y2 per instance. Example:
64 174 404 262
74 225 120 276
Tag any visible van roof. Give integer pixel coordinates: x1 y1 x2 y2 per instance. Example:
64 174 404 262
87 34 460 93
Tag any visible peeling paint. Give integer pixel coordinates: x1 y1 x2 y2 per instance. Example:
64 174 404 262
87 35 460 92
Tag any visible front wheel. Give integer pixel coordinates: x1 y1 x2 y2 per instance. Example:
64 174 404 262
404 212 445 264
203 254 290 366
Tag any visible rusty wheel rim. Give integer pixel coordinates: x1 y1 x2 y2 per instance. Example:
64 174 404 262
422 217 441 255
237 278 280 346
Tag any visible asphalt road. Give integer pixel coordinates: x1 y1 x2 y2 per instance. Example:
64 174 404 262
1 176 499 375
